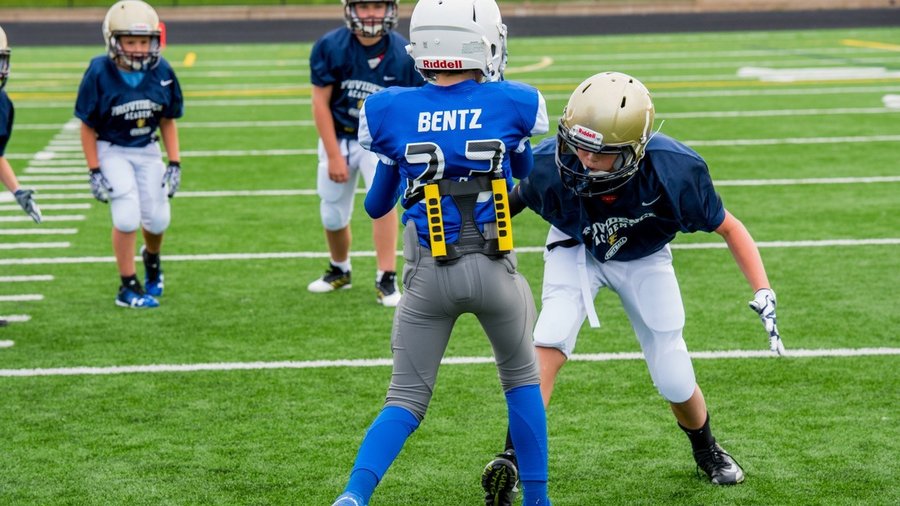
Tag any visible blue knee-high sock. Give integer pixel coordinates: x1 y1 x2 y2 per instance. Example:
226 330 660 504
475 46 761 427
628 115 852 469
343 406 420 503
506 384 550 506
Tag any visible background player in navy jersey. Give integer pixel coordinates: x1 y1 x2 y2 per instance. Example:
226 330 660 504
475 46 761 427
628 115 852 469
307 0 424 307
482 72 785 502
330 1 551 505
76 0 183 309
1 25 43 227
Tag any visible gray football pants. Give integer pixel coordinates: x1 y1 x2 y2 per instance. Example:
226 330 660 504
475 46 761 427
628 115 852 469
384 222 541 421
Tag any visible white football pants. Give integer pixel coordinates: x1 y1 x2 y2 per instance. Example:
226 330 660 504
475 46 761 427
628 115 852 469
316 137 378 231
534 226 697 403
97 140 170 235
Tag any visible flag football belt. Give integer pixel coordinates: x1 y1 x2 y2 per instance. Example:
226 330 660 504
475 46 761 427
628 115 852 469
423 176 513 263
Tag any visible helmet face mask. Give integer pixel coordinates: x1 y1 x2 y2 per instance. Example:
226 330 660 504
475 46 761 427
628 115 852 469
343 0 399 38
103 0 162 72
556 72 655 197
406 0 507 82
0 26 10 91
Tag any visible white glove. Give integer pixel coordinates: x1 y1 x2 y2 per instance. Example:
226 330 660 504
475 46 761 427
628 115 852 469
89 169 112 203
163 161 181 198
749 288 785 356
14 188 42 224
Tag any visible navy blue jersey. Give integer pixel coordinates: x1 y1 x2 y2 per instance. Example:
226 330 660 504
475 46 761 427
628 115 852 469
360 79 548 248
75 56 183 148
0 90 13 156
520 133 726 262
310 27 424 140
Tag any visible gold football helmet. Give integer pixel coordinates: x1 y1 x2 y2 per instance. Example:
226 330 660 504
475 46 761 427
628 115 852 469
0 25 10 90
557 71 655 196
102 0 162 71
342 0 399 38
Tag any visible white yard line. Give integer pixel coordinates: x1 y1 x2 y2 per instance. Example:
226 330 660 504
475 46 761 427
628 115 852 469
0 242 71 250
0 214 85 222
0 275 53 282
0 228 78 235
0 347 896 377
1 238 897 266
0 294 43 302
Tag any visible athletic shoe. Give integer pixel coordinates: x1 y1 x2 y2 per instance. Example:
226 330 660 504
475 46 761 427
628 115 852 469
482 449 519 506
376 271 401 307
307 264 352 293
331 492 366 506
116 284 159 309
693 442 745 485
0 318 7 327
141 246 164 297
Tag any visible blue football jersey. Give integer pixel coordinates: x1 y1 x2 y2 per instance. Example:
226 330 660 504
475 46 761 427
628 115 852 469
360 79 549 248
309 28 424 140
0 90 13 156
74 56 183 148
520 133 726 262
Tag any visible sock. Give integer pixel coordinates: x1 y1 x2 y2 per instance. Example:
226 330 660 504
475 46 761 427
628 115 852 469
504 428 515 453
143 249 161 280
121 274 139 289
679 413 715 451
331 259 351 273
376 270 385 283
505 384 549 504
344 406 420 503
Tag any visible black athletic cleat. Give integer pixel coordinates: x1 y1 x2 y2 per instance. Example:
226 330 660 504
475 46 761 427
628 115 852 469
694 442 745 485
375 271 401 307
307 264 352 293
482 449 519 506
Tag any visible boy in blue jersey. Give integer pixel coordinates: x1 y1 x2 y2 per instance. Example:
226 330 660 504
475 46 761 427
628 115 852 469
330 1 551 505
307 0 424 307
483 72 785 501
1 25 43 228
76 0 183 309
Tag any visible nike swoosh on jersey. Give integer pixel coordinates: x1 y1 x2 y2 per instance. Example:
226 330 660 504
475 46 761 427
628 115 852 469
160 79 173 87
641 195 661 206
384 76 396 81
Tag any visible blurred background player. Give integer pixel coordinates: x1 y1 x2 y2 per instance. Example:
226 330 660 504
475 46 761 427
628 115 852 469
1 24 42 328
76 0 183 309
330 0 552 505
307 0 424 307
482 71 785 502
1 25 43 226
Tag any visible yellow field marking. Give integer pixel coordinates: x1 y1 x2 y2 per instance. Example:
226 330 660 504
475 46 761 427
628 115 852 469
841 39 900 52
183 52 197 67
505 56 553 74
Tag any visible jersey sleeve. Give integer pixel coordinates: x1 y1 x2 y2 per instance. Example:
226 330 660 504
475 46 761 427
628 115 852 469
519 150 564 220
74 63 100 128
657 152 725 232
309 37 337 87
163 62 184 119
0 95 12 156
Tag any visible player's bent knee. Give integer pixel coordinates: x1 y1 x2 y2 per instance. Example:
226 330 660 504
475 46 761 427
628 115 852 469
651 348 696 403
143 212 170 235
320 202 350 231
111 206 141 233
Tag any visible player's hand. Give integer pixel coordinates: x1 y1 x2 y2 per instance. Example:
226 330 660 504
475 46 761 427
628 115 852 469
328 156 349 183
163 161 181 198
14 189 43 224
89 168 112 203
748 288 784 356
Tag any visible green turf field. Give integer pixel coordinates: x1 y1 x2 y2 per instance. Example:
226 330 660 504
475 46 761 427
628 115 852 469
1 26 899 505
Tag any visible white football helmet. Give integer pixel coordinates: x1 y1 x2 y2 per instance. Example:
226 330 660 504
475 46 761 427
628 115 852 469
407 0 507 82
342 0 399 37
0 25 10 91
102 0 162 71
557 72 655 196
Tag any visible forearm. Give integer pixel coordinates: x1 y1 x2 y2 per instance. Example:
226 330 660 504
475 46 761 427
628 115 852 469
0 157 20 193
80 123 99 169
718 212 771 291
159 118 181 162
312 85 341 159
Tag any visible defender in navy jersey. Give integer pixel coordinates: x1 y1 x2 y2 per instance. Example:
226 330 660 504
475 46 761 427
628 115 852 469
330 1 551 505
1 25 43 228
484 73 785 497
307 0 424 307
76 0 183 309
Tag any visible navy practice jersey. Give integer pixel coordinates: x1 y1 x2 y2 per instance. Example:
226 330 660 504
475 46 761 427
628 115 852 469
360 79 548 248
0 90 13 156
309 28 424 140
75 56 183 148
520 134 726 262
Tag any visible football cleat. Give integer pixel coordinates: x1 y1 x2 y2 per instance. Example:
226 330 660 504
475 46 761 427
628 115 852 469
141 246 164 297
482 449 519 506
116 284 159 309
307 264 352 293
331 492 366 506
693 442 745 485
376 271 401 307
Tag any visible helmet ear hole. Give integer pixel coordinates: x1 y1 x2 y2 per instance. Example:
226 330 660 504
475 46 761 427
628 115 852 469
621 97 627 108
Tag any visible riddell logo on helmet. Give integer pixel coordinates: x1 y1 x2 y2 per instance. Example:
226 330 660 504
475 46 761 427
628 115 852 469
421 59 463 69
576 126 597 139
